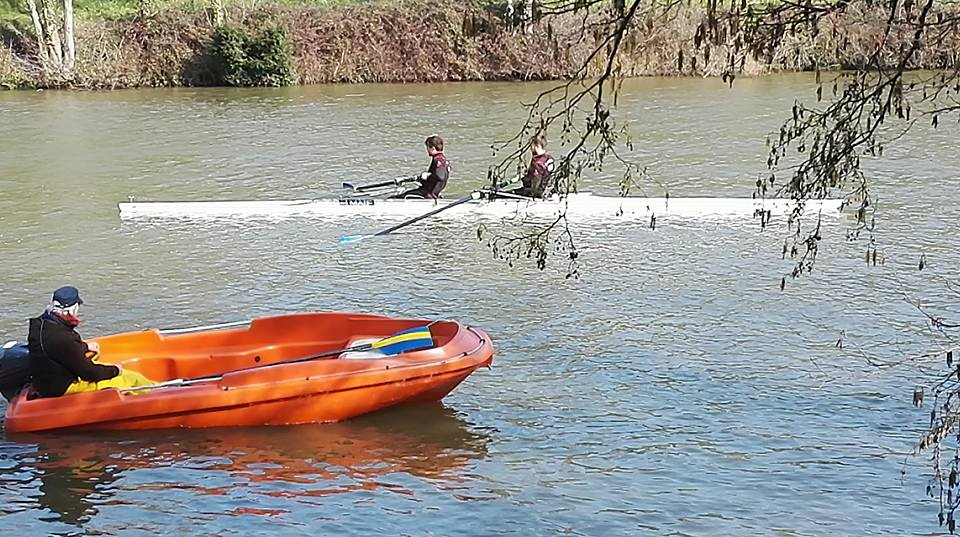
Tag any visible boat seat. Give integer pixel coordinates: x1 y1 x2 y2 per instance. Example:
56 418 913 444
340 338 386 360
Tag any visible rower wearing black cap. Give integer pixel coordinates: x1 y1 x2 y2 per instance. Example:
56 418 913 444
28 286 155 398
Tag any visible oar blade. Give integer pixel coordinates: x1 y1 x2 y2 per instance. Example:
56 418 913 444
338 235 367 244
371 326 434 355
341 182 357 191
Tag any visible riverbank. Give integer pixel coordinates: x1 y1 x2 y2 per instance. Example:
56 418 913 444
1 0 958 89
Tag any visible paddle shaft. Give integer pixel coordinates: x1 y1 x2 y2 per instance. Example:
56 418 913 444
350 177 418 193
373 193 478 236
339 177 520 243
121 341 378 391
477 189 534 201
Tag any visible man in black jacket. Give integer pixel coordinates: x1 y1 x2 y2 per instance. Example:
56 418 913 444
28 286 153 398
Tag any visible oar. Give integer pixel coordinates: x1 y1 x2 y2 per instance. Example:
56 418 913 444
477 189 535 201
338 176 521 244
339 192 482 244
342 176 418 193
120 325 434 392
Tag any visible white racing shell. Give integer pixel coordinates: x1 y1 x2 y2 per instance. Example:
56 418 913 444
118 193 847 221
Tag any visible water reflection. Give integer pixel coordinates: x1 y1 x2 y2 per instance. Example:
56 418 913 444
0 404 491 527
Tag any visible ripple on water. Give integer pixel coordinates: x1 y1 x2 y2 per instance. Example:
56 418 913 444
0 77 955 536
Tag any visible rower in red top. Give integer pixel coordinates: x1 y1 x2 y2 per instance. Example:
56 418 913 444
394 135 450 199
512 134 556 198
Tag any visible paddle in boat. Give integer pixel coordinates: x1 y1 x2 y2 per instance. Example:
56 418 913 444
0 311 493 432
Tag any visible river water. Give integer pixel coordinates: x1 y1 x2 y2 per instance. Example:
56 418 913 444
0 75 958 536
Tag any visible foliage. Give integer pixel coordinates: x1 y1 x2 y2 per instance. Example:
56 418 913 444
210 25 295 86
0 71 29 88
1 0 380 24
483 0 960 532
0 44 29 88
0 0 30 29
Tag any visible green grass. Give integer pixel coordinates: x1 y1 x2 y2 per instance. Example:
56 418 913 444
0 0 29 30
0 0 380 27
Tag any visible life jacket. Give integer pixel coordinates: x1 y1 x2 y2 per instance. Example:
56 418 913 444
421 153 450 198
523 152 555 197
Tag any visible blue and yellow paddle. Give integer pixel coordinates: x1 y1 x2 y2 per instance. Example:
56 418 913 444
360 326 435 355
121 326 435 391
269 325 435 363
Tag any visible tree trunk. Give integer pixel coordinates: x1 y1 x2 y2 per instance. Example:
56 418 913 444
523 0 533 34
25 0 49 68
62 0 75 73
212 0 224 26
39 0 63 70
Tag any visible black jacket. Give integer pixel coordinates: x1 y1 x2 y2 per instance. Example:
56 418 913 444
28 312 119 397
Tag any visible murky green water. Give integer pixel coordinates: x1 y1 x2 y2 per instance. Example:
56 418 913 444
0 75 958 535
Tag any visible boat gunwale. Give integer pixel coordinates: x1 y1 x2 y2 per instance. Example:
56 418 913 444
216 324 490 390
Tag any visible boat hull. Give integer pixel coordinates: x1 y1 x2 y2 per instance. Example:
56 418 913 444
4 312 493 432
118 193 846 220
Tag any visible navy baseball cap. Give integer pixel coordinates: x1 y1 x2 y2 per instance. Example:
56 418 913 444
52 286 84 308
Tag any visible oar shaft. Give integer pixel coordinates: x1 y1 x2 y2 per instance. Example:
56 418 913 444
117 333 423 392
477 189 533 201
338 177 519 244
374 194 478 237
353 177 418 193
355 180 400 192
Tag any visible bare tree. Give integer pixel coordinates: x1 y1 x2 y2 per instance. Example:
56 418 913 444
483 0 960 529
25 0 49 68
481 0 669 279
63 0 75 73
24 0 77 78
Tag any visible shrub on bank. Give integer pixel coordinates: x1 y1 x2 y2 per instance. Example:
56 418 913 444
210 25 295 86
0 43 29 89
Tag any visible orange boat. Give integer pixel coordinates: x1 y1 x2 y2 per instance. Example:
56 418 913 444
1 312 493 433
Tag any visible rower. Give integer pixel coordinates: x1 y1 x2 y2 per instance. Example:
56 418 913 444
511 134 555 199
393 135 450 199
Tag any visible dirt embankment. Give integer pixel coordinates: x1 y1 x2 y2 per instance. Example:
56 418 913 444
1 1 958 89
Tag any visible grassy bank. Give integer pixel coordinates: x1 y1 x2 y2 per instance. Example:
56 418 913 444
0 0 363 24
1 0 958 89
